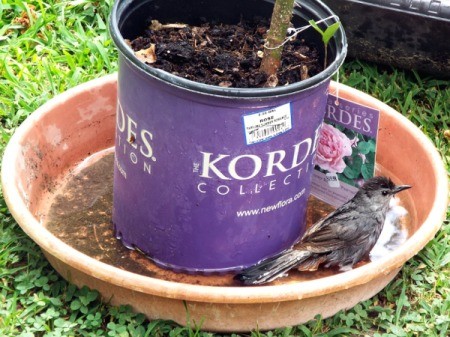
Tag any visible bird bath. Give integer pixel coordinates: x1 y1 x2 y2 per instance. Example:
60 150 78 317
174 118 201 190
2 74 447 332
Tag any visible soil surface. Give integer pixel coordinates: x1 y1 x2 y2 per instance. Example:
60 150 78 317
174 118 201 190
129 18 323 88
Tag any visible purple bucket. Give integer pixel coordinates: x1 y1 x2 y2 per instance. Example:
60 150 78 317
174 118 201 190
110 0 347 272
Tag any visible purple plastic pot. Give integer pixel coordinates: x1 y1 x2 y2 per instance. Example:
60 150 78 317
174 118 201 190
110 0 347 272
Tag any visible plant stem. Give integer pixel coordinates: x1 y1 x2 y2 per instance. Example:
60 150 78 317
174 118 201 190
260 0 295 79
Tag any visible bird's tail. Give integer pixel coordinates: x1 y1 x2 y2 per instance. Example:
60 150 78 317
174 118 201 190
234 249 311 285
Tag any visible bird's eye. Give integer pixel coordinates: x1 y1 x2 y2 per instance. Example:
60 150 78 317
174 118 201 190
382 190 389 196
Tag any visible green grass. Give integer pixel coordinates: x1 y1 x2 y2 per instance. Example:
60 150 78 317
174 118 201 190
1 0 449 336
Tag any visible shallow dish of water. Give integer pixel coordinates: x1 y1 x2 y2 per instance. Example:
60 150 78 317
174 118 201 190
2 74 447 332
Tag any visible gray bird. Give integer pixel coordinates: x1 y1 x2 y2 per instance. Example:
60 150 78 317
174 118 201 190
234 176 411 285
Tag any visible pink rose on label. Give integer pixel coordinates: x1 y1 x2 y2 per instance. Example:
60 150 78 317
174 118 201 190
315 123 353 173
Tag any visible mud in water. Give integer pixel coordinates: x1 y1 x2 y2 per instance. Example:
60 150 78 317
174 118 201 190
43 150 413 287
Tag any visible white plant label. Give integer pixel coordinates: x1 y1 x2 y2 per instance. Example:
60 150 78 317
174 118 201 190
243 103 292 145
326 172 341 188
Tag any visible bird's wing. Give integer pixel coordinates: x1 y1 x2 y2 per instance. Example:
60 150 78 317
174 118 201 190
300 204 379 253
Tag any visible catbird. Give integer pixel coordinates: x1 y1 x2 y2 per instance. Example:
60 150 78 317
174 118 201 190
234 176 411 285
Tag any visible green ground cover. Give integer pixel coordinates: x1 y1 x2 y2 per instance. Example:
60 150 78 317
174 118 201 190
1 0 449 336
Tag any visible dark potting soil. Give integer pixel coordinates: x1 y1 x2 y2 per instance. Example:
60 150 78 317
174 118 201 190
128 18 323 88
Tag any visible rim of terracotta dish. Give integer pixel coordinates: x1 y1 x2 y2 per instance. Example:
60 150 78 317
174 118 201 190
2 74 447 304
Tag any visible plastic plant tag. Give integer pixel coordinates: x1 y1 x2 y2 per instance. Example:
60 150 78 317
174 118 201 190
311 94 380 207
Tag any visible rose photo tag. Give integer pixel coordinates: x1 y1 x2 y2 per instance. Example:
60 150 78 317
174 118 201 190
311 94 380 208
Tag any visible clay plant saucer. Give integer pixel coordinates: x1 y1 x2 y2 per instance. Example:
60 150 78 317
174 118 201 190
2 74 447 332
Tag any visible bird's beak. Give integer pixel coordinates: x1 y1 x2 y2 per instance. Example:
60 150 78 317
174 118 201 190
392 185 412 194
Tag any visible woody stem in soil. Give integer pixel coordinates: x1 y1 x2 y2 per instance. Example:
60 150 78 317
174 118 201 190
260 0 295 84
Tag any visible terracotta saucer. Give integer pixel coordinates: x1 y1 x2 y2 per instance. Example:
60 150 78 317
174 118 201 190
2 74 447 332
